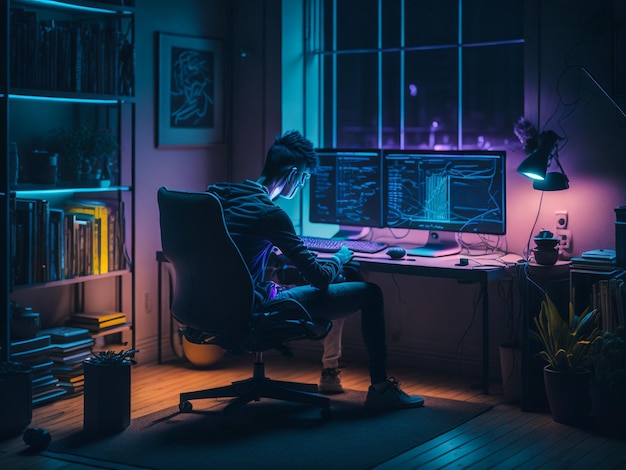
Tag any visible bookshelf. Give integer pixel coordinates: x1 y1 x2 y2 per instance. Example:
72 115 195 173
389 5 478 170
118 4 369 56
1 0 135 379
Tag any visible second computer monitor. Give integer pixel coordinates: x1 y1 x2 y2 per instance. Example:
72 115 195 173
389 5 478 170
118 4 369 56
310 149 383 228
383 149 506 255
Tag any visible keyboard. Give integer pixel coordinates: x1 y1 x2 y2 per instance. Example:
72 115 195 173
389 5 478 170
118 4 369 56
300 236 388 254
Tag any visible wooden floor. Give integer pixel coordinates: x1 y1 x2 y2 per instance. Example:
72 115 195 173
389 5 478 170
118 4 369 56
1 354 625 469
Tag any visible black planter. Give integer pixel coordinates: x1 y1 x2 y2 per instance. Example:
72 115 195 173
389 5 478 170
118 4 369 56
84 362 131 435
0 368 33 439
543 366 591 425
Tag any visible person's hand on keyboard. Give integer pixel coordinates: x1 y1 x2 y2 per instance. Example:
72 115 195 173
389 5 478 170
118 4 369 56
334 245 354 264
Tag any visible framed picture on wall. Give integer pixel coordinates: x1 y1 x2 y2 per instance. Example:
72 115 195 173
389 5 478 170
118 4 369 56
156 33 224 147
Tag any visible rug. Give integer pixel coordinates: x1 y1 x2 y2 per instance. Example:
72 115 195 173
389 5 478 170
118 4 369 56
44 391 491 470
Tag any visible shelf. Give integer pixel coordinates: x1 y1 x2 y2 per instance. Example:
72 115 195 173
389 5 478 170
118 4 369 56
7 90 134 103
13 269 131 291
12 0 135 15
90 322 132 339
13 185 132 197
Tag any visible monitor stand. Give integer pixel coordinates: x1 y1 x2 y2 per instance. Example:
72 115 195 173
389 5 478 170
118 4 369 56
406 231 462 257
332 226 370 240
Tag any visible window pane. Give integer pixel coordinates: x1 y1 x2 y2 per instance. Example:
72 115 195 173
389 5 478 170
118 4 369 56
405 0 458 47
404 49 458 149
462 1 523 43
381 0 401 49
462 44 524 149
324 0 379 51
382 52 400 147
325 52 379 148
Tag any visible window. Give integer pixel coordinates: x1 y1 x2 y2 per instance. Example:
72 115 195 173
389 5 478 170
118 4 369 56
307 0 525 150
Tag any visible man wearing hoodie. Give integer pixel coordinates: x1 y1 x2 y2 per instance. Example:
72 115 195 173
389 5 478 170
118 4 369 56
207 130 423 409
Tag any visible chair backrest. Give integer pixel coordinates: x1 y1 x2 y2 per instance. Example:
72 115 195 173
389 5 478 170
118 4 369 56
157 187 254 337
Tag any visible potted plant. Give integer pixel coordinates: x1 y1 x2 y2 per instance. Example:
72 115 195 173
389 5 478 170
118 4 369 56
48 123 119 185
83 349 138 435
0 361 32 439
589 326 626 437
531 295 600 425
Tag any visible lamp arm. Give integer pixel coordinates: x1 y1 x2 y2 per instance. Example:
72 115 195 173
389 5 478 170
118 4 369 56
580 66 626 119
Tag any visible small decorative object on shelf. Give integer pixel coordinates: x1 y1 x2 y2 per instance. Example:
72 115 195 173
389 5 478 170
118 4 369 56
47 123 119 186
83 349 138 435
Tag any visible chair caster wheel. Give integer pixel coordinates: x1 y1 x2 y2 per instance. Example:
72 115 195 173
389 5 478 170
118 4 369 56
179 401 193 412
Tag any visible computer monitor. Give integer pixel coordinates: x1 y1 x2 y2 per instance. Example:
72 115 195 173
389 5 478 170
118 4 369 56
309 149 383 235
383 149 506 257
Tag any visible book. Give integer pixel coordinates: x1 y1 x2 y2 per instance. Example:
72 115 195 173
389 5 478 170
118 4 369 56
69 311 126 330
49 337 94 354
39 326 91 343
49 349 92 364
66 201 110 274
11 334 51 354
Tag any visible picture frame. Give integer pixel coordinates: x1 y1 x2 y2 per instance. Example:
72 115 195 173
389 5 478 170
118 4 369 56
156 33 224 147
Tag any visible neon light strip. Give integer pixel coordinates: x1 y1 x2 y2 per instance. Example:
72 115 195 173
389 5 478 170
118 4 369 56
9 94 123 104
25 0 120 14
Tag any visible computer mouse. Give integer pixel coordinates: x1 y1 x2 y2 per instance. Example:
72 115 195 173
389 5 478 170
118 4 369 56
386 246 406 259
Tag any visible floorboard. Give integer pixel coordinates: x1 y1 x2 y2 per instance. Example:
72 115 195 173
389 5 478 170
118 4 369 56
1 355 625 469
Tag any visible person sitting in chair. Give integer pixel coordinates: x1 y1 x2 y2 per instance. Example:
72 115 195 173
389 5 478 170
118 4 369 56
207 130 424 409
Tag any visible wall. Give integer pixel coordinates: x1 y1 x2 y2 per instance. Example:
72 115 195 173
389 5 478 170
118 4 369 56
133 0 230 358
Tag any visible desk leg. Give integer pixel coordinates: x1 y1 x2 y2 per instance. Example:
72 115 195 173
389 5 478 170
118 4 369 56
482 278 489 395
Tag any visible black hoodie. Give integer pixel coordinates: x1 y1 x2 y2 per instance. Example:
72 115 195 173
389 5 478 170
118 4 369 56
207 180 344 308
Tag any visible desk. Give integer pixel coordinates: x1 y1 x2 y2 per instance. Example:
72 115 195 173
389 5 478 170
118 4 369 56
156 250 512 394
351 253 510 394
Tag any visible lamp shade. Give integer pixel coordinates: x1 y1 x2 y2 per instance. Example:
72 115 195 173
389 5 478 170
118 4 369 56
517 130 560 180
532 171 569 191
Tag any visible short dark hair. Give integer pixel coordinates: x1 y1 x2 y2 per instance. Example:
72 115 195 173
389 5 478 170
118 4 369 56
261 130 318 180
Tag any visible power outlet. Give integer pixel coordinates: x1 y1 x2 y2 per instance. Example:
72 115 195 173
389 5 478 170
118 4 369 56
555 210 568 230
556 228 572 253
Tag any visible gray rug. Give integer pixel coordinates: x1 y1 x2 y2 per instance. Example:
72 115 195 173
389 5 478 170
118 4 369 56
44 391 491 470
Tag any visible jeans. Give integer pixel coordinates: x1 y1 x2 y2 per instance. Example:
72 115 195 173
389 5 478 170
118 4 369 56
274 281 387 384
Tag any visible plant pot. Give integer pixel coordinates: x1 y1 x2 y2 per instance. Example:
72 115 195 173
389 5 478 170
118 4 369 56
84 362 131 435
499 344 521 404
0 368 33 439
543 365 591 425
589 383 626 438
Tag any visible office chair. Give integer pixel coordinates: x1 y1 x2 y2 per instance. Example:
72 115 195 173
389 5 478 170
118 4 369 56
157 187 332 417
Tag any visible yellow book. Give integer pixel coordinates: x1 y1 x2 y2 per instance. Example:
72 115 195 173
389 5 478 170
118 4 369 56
70 311 126 324
66 202 109 274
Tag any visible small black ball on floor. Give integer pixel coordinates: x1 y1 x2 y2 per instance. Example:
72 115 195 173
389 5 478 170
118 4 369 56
23 427 52 451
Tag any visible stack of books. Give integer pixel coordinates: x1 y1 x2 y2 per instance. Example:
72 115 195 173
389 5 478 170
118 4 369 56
39 326 94 396
570 249 618 270
68 311 127 333
10 334 67 406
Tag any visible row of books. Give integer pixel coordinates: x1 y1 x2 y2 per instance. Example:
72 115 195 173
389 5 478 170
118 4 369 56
9 8 132 96
591 275 626 332
12 198 126 286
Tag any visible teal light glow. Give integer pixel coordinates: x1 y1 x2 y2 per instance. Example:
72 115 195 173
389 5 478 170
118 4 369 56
26 0 120 14
9 94 123 104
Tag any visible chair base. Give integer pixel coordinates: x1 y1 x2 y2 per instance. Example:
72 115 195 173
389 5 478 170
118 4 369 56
179 354 331 416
